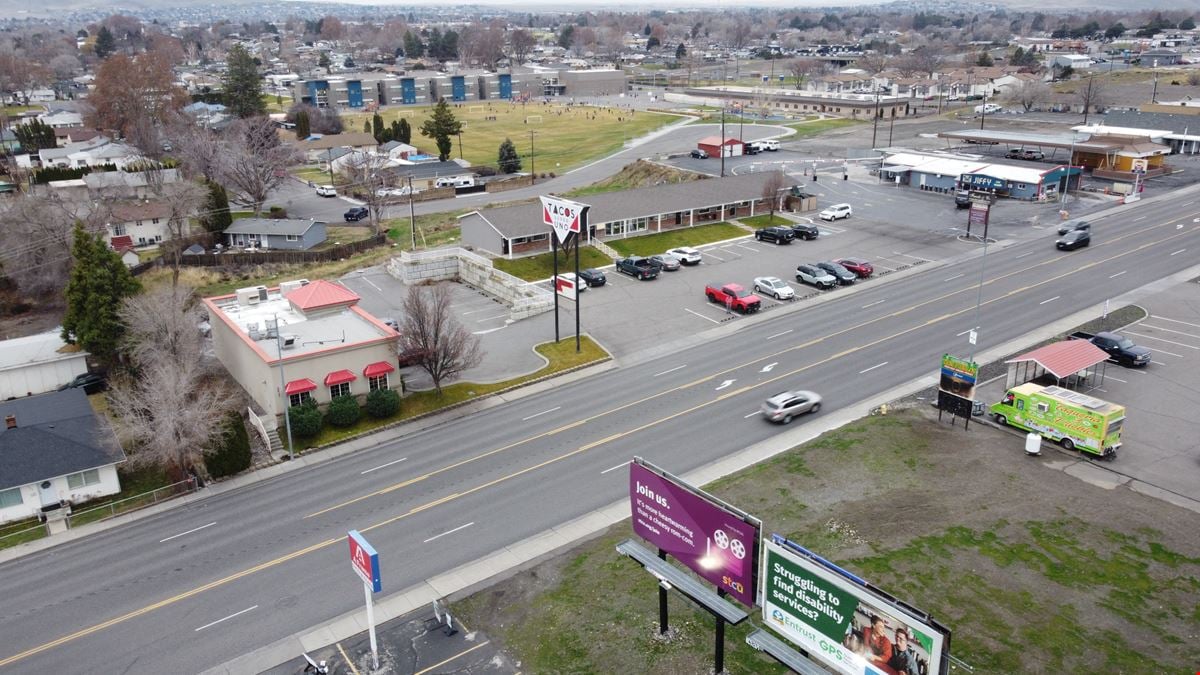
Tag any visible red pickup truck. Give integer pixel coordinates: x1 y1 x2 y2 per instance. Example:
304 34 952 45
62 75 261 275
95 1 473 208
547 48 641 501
705 283 762 313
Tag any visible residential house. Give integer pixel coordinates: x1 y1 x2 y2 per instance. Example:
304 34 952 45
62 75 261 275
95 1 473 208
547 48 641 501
378 159 474 191
379 141 419 161
222 218 327 251
52 127 101 147
0 330 89 399
85 168 181 199
0 388 125 525
36 110 83 129
38 136 142 170
202 279 400 423
105 200 181 248
296 132 379 163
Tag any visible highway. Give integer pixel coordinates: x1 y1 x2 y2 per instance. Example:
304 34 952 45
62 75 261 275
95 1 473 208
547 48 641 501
1 191 1198 673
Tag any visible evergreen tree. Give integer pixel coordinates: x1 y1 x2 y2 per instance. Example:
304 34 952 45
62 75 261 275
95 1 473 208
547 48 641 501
976 51 994 67
646 36 661 50
61 223 141 365
403 31 424 59
1182 17 1196 30
223 44 266 118
398 117 411 144
318 52 331 69
13 119 57 151
390 119 401 141
419 99 462 161
295 110 310 139
675 43 687 60
94 26 116 59
199 180 232 233
497 137 521 173
372 112 384 142
558 25 575 50
363 120 371 134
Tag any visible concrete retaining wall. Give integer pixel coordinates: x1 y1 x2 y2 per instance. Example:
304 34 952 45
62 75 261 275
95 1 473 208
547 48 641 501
388 248 553 321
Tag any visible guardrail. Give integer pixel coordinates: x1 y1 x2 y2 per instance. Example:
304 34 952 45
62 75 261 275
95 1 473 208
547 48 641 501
66 477 199 528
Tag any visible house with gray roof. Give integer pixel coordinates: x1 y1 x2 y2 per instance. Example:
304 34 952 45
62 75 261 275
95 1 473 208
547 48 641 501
0 388 125 524
459 173 779 258
223 218 327 251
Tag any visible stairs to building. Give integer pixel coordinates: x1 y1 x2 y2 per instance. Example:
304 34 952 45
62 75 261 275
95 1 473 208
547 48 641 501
264 426 285 458
591 239 621 260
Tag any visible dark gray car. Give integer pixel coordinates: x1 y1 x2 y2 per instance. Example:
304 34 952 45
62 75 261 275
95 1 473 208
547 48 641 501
816 261 856 285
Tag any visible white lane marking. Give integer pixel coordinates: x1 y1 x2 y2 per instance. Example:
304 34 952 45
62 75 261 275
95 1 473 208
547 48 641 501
521 406 561 421
601 460 631 475
160 522 217 543
1150 315 1200 330
1103 375 1127 383
744 411 761 419
715 379 736 390
654 365 687 377
1184 201 1196 206
704 251 726 261
424 522 475 544
956 327 977 337
766 329 793 340
1170 248 1187 256
1123 331 1198 350
1139 324 1200 340
1109 270 1126 279
685 308 722 324
1134 216 1147 222
943 273 964 282
761 362 777 373
737 243 761 252
862 299 885 309
1039 296 1060 305
361 457 408 475
859 361 888 374
1014 251 1035 259
195 606 258 632
476 313 508 322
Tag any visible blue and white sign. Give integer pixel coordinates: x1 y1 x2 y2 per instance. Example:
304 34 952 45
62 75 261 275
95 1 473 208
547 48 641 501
960 173 1005 190
348 530 382 593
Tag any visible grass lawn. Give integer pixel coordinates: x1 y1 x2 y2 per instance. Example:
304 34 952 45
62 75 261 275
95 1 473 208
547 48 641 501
346 103 677 173
263 93 292 114
606 222 747 257
493 247 614 281
738 214 792 228
67 465 176 528
384 208 472 250
1 104 42 115
564 160 704 198
230 210 255 220
781 117 863 137
0 519 47 550
291 336 608 450
291 166 331 185
455 409 1200 673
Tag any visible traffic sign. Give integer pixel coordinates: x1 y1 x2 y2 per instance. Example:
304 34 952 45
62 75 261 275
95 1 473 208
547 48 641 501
348 530 381 593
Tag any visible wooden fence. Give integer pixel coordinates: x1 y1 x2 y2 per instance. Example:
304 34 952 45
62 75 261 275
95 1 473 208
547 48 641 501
176 233 389 267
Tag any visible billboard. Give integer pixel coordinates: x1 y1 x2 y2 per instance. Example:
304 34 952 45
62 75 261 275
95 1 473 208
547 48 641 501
939 354 979 400
762 539 947 675
540 195 589 244
348 530 381 593
629 460 760 606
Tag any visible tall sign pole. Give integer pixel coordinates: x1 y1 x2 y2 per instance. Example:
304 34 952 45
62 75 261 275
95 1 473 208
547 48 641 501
541 196 590 350
347 531 382 670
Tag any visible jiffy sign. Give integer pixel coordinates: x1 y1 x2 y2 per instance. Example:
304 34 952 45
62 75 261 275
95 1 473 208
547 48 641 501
540 195 589 243
348 530 381 593
629 460 759 606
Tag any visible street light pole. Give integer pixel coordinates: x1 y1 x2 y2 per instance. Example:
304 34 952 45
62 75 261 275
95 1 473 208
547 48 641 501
529 130 535 185
407 175 416 250
1061 133 1080 209
1151 59 1160 103
273 314 294 461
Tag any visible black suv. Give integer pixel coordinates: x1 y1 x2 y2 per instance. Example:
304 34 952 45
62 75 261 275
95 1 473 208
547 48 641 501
754 226 795 245
954 190 972 209
790 222 819 240
816 261 856 285
1056 219 1090 236
344 206 369 222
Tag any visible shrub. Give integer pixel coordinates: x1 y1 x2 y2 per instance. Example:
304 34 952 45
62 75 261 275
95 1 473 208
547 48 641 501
205 411 252 478
365 388 401 418
289 399 323 437
326 395 362 427
267 205 288 219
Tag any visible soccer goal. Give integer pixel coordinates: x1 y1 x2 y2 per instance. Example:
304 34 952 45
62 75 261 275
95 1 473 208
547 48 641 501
525 114 543 124
468 105 486 115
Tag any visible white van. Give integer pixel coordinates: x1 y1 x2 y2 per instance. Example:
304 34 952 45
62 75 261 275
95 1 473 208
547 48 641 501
750 139 780 152
435 175 475 188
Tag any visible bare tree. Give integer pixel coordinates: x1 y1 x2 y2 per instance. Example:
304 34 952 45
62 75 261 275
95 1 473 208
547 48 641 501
761 169 788 218
107 284 237 480
0 50 50 105
787 58 823 89
508 28 535 66
1007 78 1051 112
218 117 300 215
86 51 188 138
170 120 224 181
1076 74 1109 122
339 152 392 236
0 194 105 302
155 181 207 285
400 284 483 394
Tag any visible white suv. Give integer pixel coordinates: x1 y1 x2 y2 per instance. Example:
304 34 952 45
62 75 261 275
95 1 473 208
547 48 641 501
819 203 852 221
666 246 702 265
315 185 337 197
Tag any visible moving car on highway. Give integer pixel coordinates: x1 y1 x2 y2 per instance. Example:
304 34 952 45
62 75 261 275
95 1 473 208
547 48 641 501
344 206 369 222
761 390 822 424
315 185 337 197
1056 229 1090 251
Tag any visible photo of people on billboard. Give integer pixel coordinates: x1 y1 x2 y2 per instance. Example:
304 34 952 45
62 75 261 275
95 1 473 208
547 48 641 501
840 605 937 675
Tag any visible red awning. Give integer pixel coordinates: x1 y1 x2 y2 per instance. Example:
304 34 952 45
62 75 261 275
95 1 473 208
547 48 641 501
324 369 357 386
363 361 396 377
1005 340 1109 379
284 378 317 395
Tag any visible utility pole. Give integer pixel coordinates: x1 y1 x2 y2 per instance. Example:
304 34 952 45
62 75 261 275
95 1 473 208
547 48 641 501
529 130 536 185
457 132 463 159
1151 59 1160 103
407 175 416 250
720 107 726 177
1082 73 1095 126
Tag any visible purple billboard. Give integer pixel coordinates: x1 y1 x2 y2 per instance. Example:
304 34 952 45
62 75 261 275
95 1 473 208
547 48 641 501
629 460 760 606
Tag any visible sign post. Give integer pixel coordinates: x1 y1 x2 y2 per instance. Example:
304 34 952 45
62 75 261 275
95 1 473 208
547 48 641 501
348 530 382 670
540 195 590 353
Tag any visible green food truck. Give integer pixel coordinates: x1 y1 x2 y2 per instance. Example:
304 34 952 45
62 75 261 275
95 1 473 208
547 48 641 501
989 383 1125 459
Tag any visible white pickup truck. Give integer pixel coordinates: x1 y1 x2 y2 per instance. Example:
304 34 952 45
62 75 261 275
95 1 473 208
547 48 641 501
748 139 780 152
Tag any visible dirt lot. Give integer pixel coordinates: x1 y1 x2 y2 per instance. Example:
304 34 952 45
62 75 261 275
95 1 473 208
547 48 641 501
453 407 1200 674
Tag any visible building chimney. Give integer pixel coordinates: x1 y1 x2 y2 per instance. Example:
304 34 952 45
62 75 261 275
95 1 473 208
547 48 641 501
4 415 15 429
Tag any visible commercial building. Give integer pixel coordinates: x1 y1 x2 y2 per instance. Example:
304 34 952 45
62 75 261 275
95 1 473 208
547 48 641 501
293 71 527 108
203 280 400 423
880 151 1081 201
459 173 779 258
678 86 911 121
937 127 1170 181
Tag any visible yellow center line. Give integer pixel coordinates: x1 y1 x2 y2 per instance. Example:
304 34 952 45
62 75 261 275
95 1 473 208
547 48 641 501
4 219 1195 669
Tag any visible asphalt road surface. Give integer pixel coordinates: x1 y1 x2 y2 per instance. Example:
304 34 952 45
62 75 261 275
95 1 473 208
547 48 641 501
2 188 1198 673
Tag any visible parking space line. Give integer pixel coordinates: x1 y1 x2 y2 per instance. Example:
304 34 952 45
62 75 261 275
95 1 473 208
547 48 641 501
653 365 687 377
1103 375 1127 383
461 306 500 315
475 313 508 322
1138 324 1200 340
736 243 761 252
892 251 935 262
684 308 723 324
472 326 507 335
766 329 793 340
1123 331 1198 351
1143 346 1185 358
336 643 362 675
704 251 726 261
1150 315 1200 330
413 641 491 675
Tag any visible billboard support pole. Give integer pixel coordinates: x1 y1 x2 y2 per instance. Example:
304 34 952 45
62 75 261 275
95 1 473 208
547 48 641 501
364 581 379 670
657 548 670 635
715 589 727 673
574 232 581 353
552 232 560 343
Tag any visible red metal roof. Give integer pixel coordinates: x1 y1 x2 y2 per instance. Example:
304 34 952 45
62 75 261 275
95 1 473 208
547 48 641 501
324 369 357 386
284 378 317 395
286 280 360 313
697 136 742 146
1005 340 1109 379
363 361 395 377
110 235 134 252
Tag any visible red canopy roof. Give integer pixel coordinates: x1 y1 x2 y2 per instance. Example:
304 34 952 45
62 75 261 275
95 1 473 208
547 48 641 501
324 369 357 386
363 361 396 377
284 378 317 395
1005 340 1109 379
287 279 360 312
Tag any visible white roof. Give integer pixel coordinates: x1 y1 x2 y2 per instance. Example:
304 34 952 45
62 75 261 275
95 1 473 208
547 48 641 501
208 288 389 360
911 156 988 177
972 164 1050 183
0 331 88 372
1073 124 1171 140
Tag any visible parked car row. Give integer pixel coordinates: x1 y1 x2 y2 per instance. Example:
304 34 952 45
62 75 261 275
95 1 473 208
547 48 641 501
754 221 821 245
614 246 704 280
